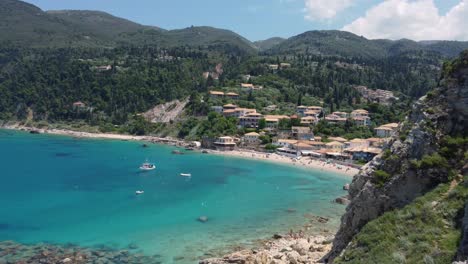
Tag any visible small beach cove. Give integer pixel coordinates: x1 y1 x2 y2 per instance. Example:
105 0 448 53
0 129 352 263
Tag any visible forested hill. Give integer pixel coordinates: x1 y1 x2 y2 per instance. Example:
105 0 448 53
2 0 468 58
266 30 468 58
254 37 286 51
0 0 257 54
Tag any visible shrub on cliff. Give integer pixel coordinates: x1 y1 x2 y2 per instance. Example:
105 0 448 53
372 170 391 187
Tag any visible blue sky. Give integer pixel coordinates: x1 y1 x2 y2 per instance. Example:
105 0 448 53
23 0 468 41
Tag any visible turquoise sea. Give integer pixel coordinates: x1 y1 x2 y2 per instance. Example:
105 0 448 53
0 129 348 263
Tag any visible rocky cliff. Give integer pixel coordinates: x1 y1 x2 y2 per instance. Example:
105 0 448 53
326 51 468 262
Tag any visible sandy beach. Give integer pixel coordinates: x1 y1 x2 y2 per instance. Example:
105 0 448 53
211 149 359 176
2 124 360 176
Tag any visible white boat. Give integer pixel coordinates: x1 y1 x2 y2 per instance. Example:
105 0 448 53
139 162 156 171
180 173 192 177
135 190 144 195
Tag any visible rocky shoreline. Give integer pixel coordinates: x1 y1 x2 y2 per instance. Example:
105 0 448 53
200 232 334 264
0 241 163 264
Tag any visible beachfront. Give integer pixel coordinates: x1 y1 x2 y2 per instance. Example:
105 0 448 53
2 124 360 176
212 150 359 176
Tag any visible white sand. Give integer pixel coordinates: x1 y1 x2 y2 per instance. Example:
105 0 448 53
211 149 359 176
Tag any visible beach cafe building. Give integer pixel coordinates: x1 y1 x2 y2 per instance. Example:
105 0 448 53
276 147 299 158
214 136 237 151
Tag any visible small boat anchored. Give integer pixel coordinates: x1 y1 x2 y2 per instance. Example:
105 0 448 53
139 161 156 171
135 190 144 195
180 173 192 177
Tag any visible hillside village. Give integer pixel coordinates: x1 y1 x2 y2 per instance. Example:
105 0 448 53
197 81 400 165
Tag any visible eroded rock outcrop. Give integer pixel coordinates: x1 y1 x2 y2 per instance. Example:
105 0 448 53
200 234 333 264
326 51 468 262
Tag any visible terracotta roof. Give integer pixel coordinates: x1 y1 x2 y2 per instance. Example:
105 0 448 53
225 92 239 96
245 132 260 136
278 139 298 144
353 109 368 113
308 141 325 145
245 112 263 117
264 115 290 120
350 138 368 143
375 126 393 131
307 106 322 110
209 91 224 95
223 104 238 108
328 137 347 142
326 141 345 146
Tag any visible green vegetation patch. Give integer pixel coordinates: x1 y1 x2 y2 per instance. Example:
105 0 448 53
372 170 391 187
335 181 468 264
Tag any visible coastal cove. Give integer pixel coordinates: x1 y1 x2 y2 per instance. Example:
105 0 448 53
0 129 349 263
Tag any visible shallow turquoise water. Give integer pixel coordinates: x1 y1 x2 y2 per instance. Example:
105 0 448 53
0 129 348 263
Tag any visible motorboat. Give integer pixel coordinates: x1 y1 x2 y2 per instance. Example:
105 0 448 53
139 162 156 170
180 173 192 177
135 190 144 195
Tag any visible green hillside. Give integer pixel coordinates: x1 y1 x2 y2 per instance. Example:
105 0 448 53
0 0 257 53
266 30 468 58
267 30 388 58
0 0 106 47
254 37 286 51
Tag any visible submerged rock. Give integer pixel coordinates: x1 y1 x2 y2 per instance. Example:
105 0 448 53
335 196 350 205
198 216 209 223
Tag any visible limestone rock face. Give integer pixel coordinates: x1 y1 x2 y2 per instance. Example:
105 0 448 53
326 51 468 262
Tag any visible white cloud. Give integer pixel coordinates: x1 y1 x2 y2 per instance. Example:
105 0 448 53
304 0 354 20
342 0 468 41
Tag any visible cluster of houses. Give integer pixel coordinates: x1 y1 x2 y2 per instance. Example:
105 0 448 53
273 134 384 162
204 124 393 162
324 109 371 126
202 96 401 163
354 86 398 106
209 103 400 137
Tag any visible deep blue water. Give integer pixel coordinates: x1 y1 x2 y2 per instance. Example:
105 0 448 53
0 129 348 263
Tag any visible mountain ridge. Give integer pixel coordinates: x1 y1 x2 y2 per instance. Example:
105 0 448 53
266 30 468 58
1 0 468 58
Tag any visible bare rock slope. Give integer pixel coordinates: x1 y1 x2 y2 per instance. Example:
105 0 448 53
142 98 188 123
